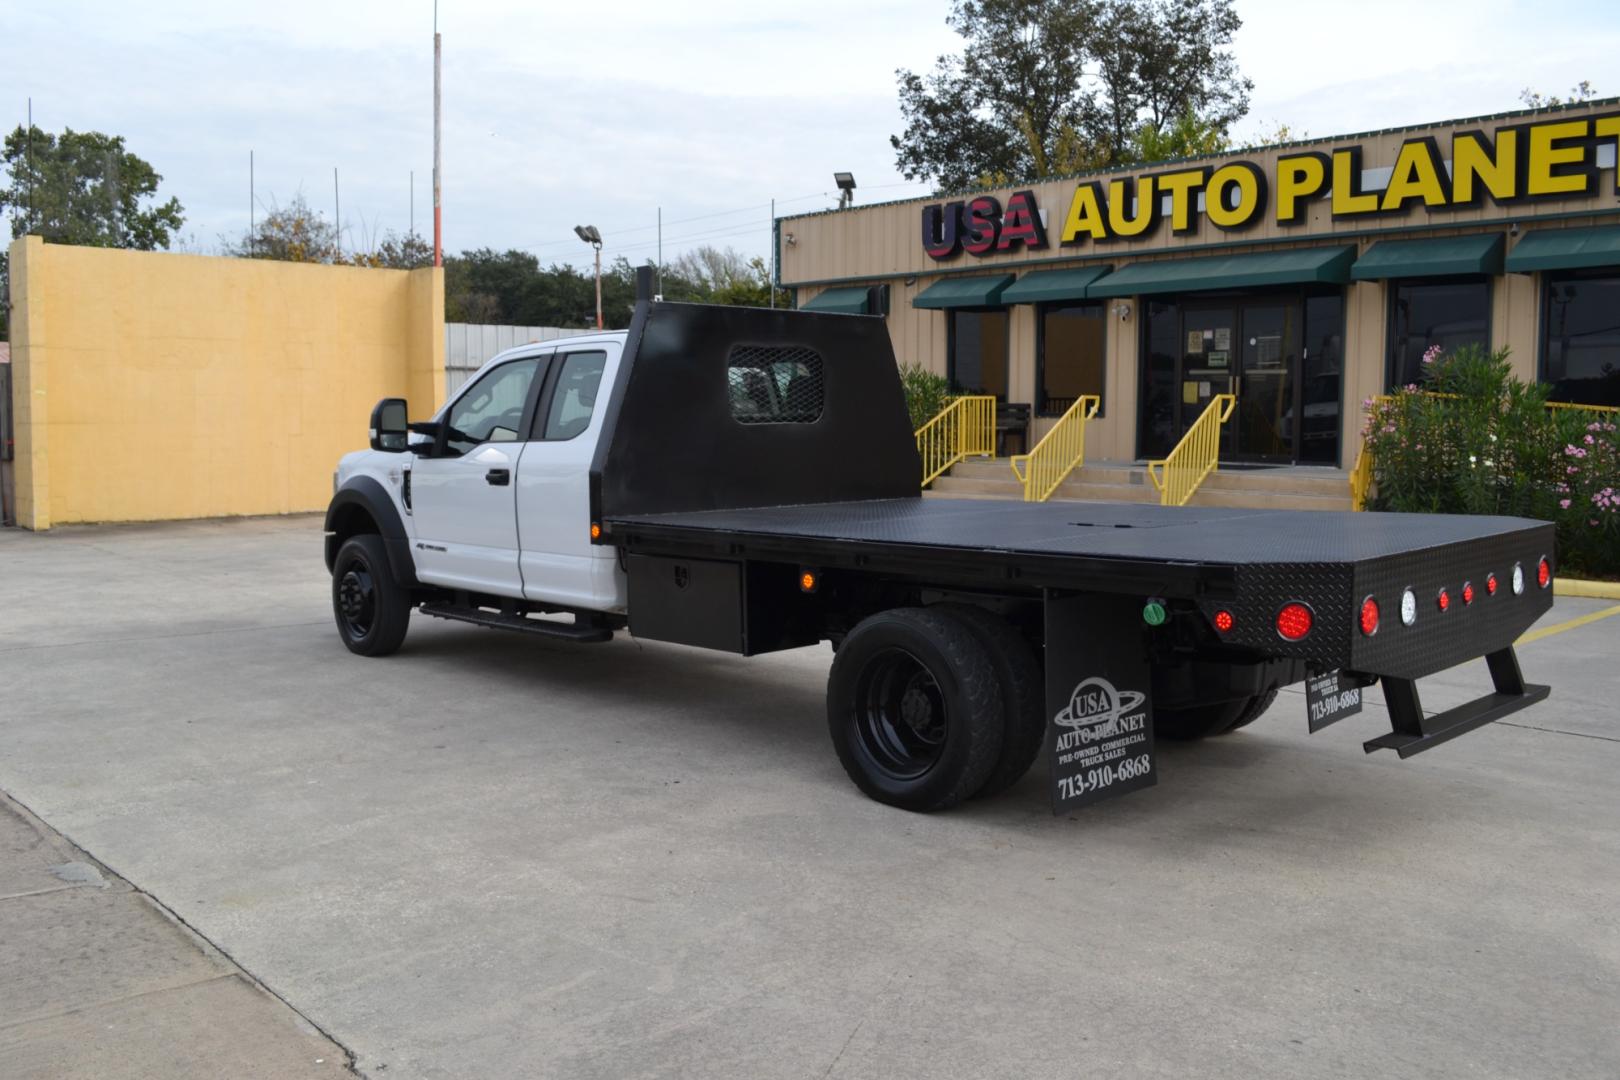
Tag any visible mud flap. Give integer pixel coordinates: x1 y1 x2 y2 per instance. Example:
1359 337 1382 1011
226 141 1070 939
1363 646 1550 758
1045 592 1156 814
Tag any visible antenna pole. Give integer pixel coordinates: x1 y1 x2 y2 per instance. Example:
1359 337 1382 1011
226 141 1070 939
249 150 255 256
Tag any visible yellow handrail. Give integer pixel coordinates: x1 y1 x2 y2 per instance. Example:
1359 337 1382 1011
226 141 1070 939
1146 393 1236 506
1350 394 1619 510
915 395 996 488
1008 395 1100 501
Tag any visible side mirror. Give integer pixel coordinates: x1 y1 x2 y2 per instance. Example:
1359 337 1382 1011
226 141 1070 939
370 398 409 453
407 420 446 459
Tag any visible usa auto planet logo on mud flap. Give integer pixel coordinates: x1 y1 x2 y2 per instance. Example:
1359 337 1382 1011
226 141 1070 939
1050 676 1155 807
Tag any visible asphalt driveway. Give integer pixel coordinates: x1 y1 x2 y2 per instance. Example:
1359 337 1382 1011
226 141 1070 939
0 515 1616 1079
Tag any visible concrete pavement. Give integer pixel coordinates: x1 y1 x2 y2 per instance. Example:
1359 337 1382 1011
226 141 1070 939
0 791 352 1079
0 515 1616 1079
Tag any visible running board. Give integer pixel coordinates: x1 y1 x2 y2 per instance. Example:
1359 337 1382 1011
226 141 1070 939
1364 647 1549 758
419 602 615 643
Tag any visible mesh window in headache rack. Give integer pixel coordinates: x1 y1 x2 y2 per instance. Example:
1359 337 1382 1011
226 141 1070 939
726 345 825 424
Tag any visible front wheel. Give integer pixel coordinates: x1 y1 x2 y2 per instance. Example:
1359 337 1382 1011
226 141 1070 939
332 534 411 657
826 608 1004 812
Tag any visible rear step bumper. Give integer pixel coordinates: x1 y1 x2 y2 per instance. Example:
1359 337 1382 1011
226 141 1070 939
1362 646 1550 758
419 602 614 643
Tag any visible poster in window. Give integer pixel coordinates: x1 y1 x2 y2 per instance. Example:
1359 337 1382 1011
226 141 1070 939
1186 330 1204 355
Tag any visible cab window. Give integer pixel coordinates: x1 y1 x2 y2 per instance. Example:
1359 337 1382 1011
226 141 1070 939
444 357 541 456
542 351 608 440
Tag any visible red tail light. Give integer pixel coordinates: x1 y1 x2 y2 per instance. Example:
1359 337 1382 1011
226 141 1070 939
1276 602 1313 641
1462 581 1475 606
1486 573 1498 596
1213 609 1234 633
1538 556 1551 589
1359 596 1380 636
1437 588 1451 613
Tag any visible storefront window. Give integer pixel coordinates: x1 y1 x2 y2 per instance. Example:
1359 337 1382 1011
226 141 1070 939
1037 303 1106 415
1543 273 1620 408
948 309 1009 398
1300 293 1344 464
1139 301 1180 458
1387 279 1489 388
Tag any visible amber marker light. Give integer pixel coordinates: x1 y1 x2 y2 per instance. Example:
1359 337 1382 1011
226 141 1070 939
589 522 602 540
799 569 819 593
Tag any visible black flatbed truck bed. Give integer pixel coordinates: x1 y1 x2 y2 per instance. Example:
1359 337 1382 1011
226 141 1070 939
580 297 1556 813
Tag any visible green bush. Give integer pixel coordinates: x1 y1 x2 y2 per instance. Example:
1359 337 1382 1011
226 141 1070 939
1363 344 1620 578
898 362 952 431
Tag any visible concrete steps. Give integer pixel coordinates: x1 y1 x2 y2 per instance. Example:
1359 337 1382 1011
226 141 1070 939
932 457 1354 511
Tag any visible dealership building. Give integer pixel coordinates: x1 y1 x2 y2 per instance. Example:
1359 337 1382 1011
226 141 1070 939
778 99 1620 468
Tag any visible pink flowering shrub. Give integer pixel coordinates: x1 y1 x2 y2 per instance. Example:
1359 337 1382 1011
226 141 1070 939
1362 344 1620 577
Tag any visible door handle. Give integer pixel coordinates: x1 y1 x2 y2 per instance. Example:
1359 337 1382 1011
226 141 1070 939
485 468 511 486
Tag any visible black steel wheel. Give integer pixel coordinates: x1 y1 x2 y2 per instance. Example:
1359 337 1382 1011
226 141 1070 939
827 607 1003 812
937 604 1046 799
332 534 411 657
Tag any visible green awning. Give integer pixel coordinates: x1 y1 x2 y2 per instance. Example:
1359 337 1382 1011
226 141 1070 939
1505 226 1620 273
999 265 1113 305
912 273 1016 309
1087 246 1357 299
1350 233 1505 280
800 286 871 314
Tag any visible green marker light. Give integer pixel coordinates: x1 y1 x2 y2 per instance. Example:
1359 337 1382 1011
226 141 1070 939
1142 600 1167 626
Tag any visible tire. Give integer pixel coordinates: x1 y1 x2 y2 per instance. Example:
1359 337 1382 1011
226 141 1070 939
1221 686 1279 734
332 534 411 657
936 604 1046 799
1154 696 1251 741
1155 686 1278 741
826 607 1004 812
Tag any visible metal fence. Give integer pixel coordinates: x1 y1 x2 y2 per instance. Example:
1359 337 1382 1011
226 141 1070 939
445 323 593 395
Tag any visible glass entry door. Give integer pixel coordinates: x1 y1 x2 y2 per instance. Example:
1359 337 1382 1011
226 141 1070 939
1175 301 1298 463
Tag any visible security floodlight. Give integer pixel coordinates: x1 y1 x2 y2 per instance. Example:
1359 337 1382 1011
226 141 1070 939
834 172 857 210
574 224 602 245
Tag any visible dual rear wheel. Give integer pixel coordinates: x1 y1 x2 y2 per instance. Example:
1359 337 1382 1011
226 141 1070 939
826 605 1045 812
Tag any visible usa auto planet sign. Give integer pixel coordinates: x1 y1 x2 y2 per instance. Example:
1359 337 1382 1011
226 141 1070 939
1050 675 1155 810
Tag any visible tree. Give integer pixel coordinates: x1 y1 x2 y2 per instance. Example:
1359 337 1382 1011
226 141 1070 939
351 230 434 270
1520 82 1596 109
0 125 185 250
220 194 340 264
891 0 1252 191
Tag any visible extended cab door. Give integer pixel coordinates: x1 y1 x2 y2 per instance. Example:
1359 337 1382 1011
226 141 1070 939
515 343 626 611
411 353 549 594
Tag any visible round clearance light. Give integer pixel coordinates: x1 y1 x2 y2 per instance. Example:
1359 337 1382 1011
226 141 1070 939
1400 587 1418 627
1486 573 1499 597
1462 581 1475 606
1437 587 1451 613
799 569 819 593
1359 596 1380 637
1512 562 1525 595
1276 602 1314 642
1213 609 1235 633
1538 556 1552 589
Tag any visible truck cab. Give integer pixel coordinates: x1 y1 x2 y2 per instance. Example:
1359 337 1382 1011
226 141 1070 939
333 330 629 615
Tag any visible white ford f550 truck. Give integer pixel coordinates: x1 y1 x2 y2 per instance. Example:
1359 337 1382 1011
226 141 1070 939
326 285 1554 814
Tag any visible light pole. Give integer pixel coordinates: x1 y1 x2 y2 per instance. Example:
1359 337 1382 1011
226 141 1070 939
834 171 857 210
575 224 603 329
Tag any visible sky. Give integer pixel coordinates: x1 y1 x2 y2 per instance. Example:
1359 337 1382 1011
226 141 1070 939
5 0 1620 274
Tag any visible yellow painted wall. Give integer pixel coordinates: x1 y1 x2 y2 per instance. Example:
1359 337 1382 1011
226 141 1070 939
9 236 444 530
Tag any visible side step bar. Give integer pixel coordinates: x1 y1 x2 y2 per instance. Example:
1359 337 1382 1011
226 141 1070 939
1364 647 1550 758
419 602 615 643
